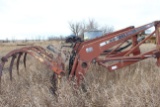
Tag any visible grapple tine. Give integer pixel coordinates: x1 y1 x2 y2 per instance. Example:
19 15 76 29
0 57 8 82
23 53 27 68
17 52 23 75
9 54 17 81
0 64 3 77
0 63 4 80
0 62 5 90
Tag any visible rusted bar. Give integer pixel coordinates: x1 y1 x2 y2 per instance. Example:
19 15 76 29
0 46 65 83
124 31 155 56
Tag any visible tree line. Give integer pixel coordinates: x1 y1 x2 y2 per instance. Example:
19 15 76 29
68 18 114 38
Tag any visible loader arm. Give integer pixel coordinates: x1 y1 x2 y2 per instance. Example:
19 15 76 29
69 21 160 84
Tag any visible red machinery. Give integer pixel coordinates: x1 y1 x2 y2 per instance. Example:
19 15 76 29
0 21 160 85
0 46 64 81
68 20 160 84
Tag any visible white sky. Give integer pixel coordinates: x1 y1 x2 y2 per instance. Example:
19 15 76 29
0 0 159 40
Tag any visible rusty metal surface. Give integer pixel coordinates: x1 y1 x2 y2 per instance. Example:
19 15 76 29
1 20 160 87
0 46 65 82
69 20 160 84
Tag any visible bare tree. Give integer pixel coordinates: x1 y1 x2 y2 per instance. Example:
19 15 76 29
69 19 99 38
78 20 85 36
101 25 114 35
68 18 114 37
86 18 98 30
68 21 81 36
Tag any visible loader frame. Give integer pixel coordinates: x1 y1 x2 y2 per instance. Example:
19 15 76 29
69 21 160 84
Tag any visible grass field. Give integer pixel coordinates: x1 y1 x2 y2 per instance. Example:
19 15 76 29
0 41 160 107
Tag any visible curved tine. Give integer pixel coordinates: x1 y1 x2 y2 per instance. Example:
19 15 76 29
3 47 28 69
36 46 47 53
23 53 27 68
28 50 56 67
34 46 55 61
26 48 53 62
9 54 17 81
3 46 46 59
27 51 64 75
0 56 9 79
31 48 51 58
4 49 22 59
30 46 47 54
26 51 61 73
0 62 5 79
17 52 23 75
4 48 63 78
0 62 4 88
0 57 8 79
27 51 49 65
32 46 46 51
4 46 52 65
22 50 54 70
24 46 53 60
37 47 54 59
25 46 53 60
0 64 3 77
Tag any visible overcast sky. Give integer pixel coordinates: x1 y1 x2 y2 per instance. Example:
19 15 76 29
0 0 159 40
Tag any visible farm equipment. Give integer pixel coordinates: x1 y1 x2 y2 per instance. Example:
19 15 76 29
146 36 156 44
83 30 103 41
68 21 160 84
65 34 82 43
63 30 103 48
0 46 65 81
0 20 160 86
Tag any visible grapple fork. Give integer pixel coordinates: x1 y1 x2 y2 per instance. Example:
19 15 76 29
0 46 65 82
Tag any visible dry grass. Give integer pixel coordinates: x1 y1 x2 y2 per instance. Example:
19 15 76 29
0 42 160 107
